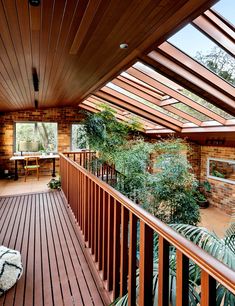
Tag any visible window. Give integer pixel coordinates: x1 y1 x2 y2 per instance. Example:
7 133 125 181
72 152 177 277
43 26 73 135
207 158 235 185
71 124 88 151
15 122 58 153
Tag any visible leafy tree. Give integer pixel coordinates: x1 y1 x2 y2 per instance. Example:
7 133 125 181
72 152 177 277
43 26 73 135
146 139 200 225
82 108 200 225
196 46 235 85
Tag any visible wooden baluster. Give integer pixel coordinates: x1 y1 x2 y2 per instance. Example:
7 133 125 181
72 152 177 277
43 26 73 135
158 236 169 306
120 206 129 296
84 176 89 242
113 200 121 300
77 171 80 225
88 178 92 248
79 171 82 227
128 213 137 306
81 173 85 233
107 196 114 291
201 270 216 306
90 181 95 253
106 165 109 183
176 250 189 306
98 188 104 270
139 221 153 306
74 167 78 220
110 167 113 185
66 160 69 200
102 191 108 280
73 153 76 161
94 184 99 262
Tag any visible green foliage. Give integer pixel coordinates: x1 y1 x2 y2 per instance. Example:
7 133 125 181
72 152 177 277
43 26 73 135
82 106 141 163
83 109 200 225
47 178 61 190
147 146 200 225
115 223 235 306
196 47 235 86
113 139 154 202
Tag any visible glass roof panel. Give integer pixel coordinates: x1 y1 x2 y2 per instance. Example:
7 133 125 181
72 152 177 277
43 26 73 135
168 24 235 86
182 89 234 120
213 0 235 25
106 82 188 123
173 103 211 121
134 62 235 120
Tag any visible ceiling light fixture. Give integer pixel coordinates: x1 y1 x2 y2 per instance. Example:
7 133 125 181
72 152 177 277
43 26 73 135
120 43 128 49
32 68 39 92
29 0 40 7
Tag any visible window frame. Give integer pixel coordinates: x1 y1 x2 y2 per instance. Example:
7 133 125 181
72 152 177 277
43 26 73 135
14 121 58 153
70 123 89 151
207 157 235 185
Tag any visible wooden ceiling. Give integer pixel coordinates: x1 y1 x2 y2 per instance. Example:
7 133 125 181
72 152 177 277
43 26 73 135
0 0 217 112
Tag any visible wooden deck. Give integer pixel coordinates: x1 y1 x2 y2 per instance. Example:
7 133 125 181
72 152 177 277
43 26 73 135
0 191 104 306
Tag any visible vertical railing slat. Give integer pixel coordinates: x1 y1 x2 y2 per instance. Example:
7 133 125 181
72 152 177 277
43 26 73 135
98 188 103 270
158 236 170 306
176 250 189 306
120 206 129 297
102 191 108 280
113 200 121 300
107 195 114 291
128 212 137 306
201 270 216 306
94 184 99 262
139 221 153 306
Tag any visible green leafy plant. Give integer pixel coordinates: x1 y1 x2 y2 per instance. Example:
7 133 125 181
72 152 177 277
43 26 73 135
47 178 61 190
146 139 200 225
115 223 235 306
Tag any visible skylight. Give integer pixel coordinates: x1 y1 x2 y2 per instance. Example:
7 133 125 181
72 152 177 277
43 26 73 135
213 0 235 25
133 62 233 121
168 24 235 86
106 82 187 123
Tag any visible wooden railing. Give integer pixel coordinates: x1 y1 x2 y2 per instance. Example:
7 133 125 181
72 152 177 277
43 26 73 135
60 152 235 306
64 151 125 187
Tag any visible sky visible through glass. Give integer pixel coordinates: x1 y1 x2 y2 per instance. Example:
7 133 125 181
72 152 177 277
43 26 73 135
168 0 233 56
213 0 235 25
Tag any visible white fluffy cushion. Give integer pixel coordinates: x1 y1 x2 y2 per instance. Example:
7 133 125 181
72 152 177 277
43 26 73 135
0 246 23 296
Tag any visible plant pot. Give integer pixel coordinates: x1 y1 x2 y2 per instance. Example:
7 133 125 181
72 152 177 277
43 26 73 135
197 200 209 209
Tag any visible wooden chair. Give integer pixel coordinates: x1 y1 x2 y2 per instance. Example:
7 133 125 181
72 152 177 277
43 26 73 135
24 157 40 181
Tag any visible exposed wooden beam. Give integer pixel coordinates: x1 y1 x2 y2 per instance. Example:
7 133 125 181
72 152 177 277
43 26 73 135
101 86 183 128
143 43 235 116
193 10 235 57
95 90 180 132
127 65 226 124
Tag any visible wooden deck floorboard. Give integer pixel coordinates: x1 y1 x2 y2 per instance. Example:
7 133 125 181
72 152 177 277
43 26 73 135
0 191 104 306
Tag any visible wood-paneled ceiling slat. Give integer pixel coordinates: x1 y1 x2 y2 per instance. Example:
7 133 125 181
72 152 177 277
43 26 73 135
0 0 218 112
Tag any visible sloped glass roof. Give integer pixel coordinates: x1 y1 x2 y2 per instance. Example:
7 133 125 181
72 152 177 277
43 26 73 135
213 0 235 25
168 24 235 86
83 0 235 134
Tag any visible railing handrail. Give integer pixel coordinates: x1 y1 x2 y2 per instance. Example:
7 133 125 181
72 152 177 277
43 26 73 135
63 150 124 178
60 152 235 294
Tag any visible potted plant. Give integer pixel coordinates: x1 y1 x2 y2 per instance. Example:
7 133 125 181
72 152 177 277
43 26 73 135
47 177 61 190
194 180 211 208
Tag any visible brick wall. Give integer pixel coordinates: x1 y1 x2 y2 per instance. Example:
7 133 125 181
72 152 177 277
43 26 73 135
200 146 235 215
149 140 234 215
0 107 85 176
187 142 201 180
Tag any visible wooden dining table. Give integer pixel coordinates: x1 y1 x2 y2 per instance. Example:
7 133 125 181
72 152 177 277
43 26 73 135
10 154 60 180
